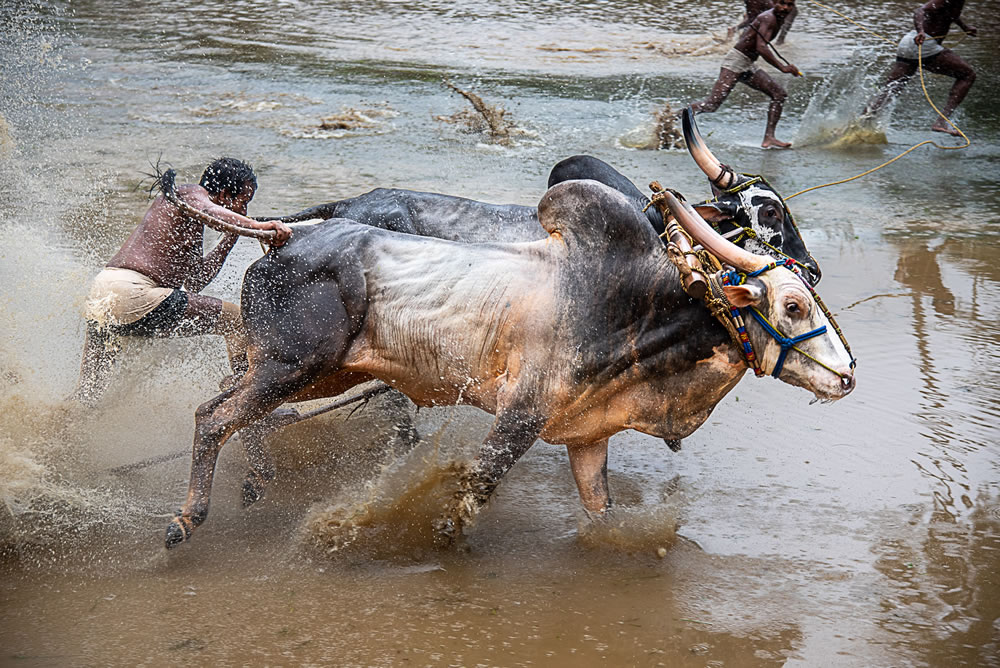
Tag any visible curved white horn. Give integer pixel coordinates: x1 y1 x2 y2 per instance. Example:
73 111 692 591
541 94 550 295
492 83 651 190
662 191 769 272
683 107 740 190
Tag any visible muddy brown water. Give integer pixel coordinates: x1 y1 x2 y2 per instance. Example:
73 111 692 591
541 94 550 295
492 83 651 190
1 1 999 666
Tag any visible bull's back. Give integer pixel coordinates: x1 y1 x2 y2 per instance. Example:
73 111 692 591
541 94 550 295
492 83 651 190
332 188 542 243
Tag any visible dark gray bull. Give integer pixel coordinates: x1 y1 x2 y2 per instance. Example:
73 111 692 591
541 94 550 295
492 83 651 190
165 179 855 548
266 109 820 284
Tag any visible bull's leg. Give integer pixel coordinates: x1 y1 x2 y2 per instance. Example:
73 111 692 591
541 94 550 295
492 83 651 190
239 406 303 508
165 360 307 548
567 438 611 516
436 400 545 544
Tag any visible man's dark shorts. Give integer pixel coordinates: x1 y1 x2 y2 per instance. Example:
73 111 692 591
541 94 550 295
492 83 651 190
89 289 216 339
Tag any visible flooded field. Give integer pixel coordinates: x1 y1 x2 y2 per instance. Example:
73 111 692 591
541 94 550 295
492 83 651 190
1 0 998 665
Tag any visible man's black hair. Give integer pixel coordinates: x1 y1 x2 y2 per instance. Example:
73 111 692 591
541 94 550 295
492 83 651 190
199 157 257 198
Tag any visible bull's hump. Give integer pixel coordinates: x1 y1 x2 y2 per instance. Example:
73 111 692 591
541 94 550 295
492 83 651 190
538 180 661 258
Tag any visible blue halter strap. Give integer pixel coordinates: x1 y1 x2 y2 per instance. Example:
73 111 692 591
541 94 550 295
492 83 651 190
745 307 827 378
720 259 854 380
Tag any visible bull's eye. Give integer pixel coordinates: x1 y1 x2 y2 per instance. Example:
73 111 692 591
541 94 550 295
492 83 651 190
786 301 801 315
764 206 778 218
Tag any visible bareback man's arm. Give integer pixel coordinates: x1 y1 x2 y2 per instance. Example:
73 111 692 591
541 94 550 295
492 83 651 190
955 14 976 35
912 2 930 40
184 232 240 293
193 197 292 244
754 16 799 74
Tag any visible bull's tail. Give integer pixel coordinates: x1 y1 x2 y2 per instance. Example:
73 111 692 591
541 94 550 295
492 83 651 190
144 162 277 242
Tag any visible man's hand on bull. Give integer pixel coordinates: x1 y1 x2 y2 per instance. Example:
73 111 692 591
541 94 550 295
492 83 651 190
259 220 293 246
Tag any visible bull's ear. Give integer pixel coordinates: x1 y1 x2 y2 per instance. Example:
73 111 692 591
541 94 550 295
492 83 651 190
722 283 763 308
693 202 738 223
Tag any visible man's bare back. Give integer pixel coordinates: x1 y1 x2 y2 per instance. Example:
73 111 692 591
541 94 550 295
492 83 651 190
109 182 283 289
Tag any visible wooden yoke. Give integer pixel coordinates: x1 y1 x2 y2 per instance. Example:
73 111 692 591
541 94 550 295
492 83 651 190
649 181 708 299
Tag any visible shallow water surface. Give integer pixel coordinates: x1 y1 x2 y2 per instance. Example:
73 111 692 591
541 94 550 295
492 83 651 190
1 1 999 666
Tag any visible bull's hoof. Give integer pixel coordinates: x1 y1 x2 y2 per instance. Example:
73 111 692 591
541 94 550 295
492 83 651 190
242 477 266 508
165 515 194 549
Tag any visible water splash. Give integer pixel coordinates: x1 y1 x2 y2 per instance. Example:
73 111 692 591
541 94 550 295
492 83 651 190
300 433 473 562
796 52 889 148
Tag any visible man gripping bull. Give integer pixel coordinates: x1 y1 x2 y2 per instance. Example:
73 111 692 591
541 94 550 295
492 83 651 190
73 158 292 404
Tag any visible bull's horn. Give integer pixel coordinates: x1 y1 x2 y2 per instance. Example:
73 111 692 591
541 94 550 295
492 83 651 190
683 107 741 190
662 191 769 272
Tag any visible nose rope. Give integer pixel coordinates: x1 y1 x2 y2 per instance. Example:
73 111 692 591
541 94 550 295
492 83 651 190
710 259 856 380
745 259 857 372
746 306 833 379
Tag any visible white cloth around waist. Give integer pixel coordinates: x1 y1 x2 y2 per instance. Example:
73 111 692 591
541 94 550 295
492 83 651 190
85 267 175 326
720 47 760 75
896 30 946 60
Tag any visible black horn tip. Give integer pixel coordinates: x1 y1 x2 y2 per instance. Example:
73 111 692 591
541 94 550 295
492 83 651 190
682 106 698 146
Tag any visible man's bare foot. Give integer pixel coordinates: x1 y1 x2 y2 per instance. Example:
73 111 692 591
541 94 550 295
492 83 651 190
761 136 792 149
931 119 962 137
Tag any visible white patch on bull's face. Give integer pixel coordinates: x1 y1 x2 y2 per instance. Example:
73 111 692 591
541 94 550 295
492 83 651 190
736 185 782 256
749 269 855 401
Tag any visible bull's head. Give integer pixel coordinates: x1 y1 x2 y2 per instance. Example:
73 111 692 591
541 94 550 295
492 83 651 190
683 107 822 286
666 194 855 402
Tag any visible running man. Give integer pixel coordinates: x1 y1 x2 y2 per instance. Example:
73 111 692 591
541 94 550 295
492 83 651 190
692 0 802 149
863 0 977 136
73 158 292 404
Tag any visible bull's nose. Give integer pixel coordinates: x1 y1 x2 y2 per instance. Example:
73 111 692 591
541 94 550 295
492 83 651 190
841 374 855 394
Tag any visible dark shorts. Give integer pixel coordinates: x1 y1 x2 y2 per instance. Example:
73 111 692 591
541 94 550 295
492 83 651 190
89 289 217 339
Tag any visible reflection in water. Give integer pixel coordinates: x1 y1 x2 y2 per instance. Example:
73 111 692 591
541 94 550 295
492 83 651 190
893 238 1000 521
873 490 1000 667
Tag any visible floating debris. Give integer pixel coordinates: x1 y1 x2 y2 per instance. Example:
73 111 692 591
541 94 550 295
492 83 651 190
653 103 685 150
639 31 733 58
281 104 399 140
619 103 685 151
319 107 390 131
189 91 318 117
436 80 520 146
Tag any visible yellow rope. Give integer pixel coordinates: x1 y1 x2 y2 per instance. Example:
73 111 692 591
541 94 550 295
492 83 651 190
785 1 972 200
803 0 894 44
